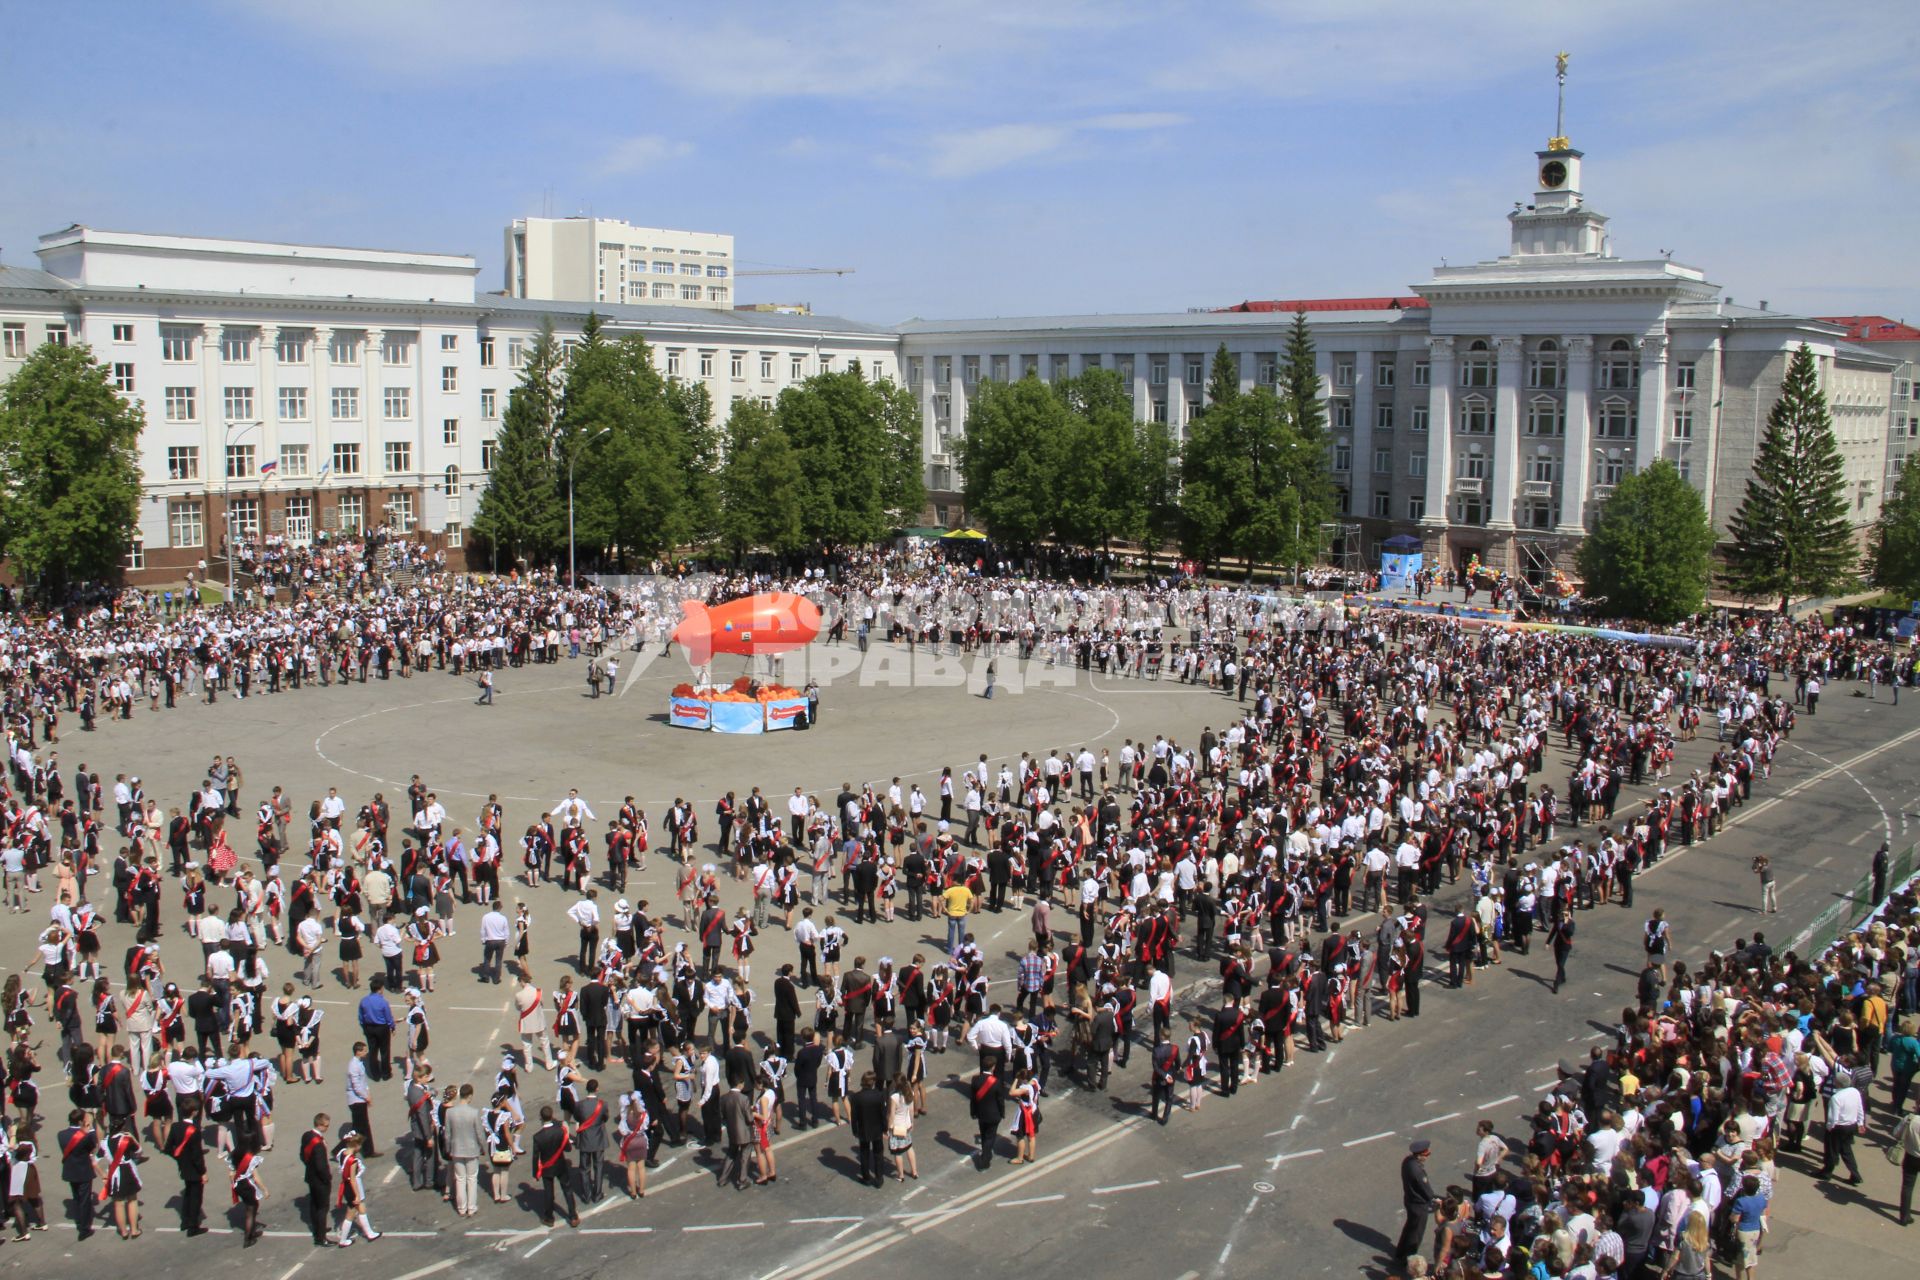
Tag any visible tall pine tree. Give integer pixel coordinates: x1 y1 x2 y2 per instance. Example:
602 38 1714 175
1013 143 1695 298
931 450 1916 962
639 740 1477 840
471 319 563 568
1722 343 1857 610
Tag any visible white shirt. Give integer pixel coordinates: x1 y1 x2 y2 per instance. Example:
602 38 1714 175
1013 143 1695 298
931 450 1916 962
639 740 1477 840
567 898 601 929
480 909 511 943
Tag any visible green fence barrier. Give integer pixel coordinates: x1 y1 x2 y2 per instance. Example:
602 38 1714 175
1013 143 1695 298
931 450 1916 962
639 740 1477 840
1791 842 1918 956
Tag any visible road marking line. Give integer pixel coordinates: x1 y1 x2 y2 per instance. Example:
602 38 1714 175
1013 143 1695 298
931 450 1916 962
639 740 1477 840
275 1264 306 1280
791 1216 863 1224
1343 1131 1395 1147
1184 1164 1243 1179
831 1222 862 1240
523 1238 552 1259
382 1165 402 1184
1268 1148 1323 1166
1848 829 1871 845
1414 1112 1461 1128
1092 1179 1161 1194
1477 1094 1520 1110
686 1221 763 1231
580 1226 654 1234
997 1193 1065 1207
1534 1079 1559 1091
390 1261 457 1280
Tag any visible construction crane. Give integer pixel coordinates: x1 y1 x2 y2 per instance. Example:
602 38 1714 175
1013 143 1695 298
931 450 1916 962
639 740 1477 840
734 264 856 278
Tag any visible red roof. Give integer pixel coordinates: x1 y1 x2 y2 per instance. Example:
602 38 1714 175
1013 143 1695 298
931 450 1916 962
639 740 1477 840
1816 315 1920 342
1217 296 1429 314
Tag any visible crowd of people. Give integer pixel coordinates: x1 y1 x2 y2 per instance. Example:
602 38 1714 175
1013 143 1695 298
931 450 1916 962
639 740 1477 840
0 546 1911 1266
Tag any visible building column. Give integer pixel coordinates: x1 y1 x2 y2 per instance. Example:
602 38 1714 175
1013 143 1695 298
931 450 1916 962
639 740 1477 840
948 357 968 445
1558 337 1593 533
1489 336 1525 528
1420 337 1455 536
1132 352 1152 424
1351 350 1376 521
1237 350 1256 398
1636 332 1669 472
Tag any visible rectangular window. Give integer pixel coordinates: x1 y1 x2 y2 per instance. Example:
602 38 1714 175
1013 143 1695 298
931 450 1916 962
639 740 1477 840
993 355 1012 383
963 356 980 386
1674 361 1696 390
1459 351 1494 387
681 285 701 300
1526 398 1564 436
164 386 197 421
220 331 254 363
331 387 360 420
441 365 458 392
222 386 255 421
1409 452 1426 477
1373 447 1392 473
708 287 727 303
1376 362 1395 388
729 352 744 379
1332 400 1353 429
224 443 256 479
279 443 309 477
1527 457 1559 484
111 323 135 343
2 323 25 358
478 336 495 367
228 497 260 540
1597 400 1636 439
1150 358 1167 386
44 322 67 347
277 386 308 420
1333 443 1352 472
1185 357 1204 385
329 332 361 364
442 418 459 446
337 493 364 534
698 351 714 378
381 334 413 366
445 522 463 549
1372 490 1391 517
1411 404 1429 432
383 387 411 419
383 441 413 474
1412 361 1430 387
666 350 682 377
1375 404 1394 431
507 338 525 368
1151 399 1168 424
819 354 833 372
1458 397 1492 433
791 355 805 380
1671 408 1694 440
276 331 309 363
388 491 415 531
168 499 204 548
166 445 199 480
1334 360 1354 387
1257 357 1276 385
1052 355 1070 382
1528 352 1563 389
481 439 499 472
1407 494 1426 521
440 333 459 352
331 442 362 476
161 326 196 362
111 362 136 393
126 538 144 572
480 389 497 419
760 352 774 380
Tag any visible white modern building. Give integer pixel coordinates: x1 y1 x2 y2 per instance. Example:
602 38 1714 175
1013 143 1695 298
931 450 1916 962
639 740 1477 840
505 216 734 310
900 131 1910 580
0 225 892 582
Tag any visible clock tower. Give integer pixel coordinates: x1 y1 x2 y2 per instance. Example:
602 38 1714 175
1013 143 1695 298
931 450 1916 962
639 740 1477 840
1507 53 1608 257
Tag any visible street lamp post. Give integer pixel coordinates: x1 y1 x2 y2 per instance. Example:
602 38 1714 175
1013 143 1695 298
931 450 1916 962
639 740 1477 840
222 420 262 606
566 426 612 586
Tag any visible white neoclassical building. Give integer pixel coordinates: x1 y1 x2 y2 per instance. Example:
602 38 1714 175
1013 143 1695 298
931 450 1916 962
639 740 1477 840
0 226 894 581
901 132 1909 580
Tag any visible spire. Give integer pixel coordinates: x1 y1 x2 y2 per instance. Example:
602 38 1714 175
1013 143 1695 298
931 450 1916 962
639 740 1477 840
1549 52 1570 151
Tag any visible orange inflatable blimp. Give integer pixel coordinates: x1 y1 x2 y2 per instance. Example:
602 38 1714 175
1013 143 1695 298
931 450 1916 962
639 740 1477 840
672 592 822 666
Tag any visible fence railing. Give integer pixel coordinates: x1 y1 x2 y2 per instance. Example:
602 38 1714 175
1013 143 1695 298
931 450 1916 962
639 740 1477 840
1790 840 1918 956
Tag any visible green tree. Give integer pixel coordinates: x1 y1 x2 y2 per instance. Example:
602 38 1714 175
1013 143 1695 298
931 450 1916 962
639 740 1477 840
959 374 1067 545
471 319 563 567
569 328 699 566
779 367 921 545
1276 310 1335 572
1870 452 1920 601
665 376 720 546
1179 345 1296 575
1722 343 1858 609
0 340 144 598
1576 460 1716 624
716 398 808 560
1053 368 1147 551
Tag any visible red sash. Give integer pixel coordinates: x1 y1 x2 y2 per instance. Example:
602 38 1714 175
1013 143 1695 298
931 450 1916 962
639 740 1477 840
171 1121 198 1158
62 1128 92 1159
100 1136 134 1201
518 988 543 1028
534 1128 571 1179
972 1076 998 1102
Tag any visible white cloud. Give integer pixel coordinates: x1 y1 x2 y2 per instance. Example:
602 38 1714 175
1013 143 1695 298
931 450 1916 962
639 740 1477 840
597 135 694 177
924 112 1189 179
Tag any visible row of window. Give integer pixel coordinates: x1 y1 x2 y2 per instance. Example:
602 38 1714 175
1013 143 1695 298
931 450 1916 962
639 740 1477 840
152 385 501 422
164 435 494 482
2 320 68 356
663 349 825 381
167 492 416 547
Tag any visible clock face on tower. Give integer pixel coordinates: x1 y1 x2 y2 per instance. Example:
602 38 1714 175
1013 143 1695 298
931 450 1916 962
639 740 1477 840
1540 160 1568 190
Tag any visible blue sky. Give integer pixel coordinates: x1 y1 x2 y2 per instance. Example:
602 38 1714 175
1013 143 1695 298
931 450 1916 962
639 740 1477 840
4 1 1916 326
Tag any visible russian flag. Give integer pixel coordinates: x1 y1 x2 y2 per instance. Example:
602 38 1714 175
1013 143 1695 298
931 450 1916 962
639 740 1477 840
259 460 278 475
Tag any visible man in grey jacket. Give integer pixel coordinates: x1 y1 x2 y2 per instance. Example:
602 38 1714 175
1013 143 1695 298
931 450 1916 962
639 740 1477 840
443 1084 485 1217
